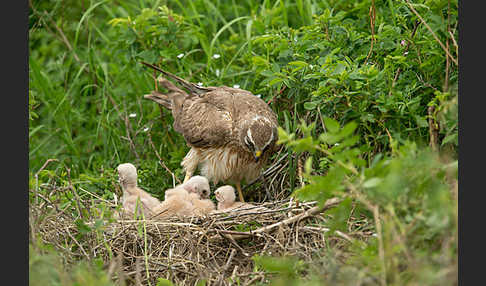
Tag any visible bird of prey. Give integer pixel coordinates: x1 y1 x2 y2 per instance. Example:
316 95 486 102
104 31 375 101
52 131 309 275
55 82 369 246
141 62 279 202
117 163 161 218
213 185 268 213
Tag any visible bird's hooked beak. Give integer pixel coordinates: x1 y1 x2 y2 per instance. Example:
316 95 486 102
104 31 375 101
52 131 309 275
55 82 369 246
254 150 262 162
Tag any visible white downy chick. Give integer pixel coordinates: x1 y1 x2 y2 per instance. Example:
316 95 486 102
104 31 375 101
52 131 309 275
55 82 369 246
152 186 194 220
165 175 210 200
153 176 211 220
213 185 267 213
188 192 215 216
117 163 162 218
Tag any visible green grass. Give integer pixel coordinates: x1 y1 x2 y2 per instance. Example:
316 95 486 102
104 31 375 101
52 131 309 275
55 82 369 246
29 0 458 285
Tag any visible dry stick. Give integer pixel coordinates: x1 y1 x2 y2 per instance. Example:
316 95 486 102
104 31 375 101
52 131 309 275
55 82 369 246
242 153 289 191
300 226 353 242
78 186 116 207
223 249 237 272
448 30 458 58
66 167 85 220
146 130 181 185
34 158 59 206
212 200 317 221
65 226 91 260
373 206 386 286
220 197 342 240
405 0 458 66
364 0 376 65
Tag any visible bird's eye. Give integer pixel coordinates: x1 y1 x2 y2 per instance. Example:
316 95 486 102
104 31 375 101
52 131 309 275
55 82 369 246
244 137 254 150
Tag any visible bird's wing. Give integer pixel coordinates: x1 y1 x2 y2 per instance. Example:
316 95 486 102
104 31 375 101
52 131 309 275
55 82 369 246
173 90 235 148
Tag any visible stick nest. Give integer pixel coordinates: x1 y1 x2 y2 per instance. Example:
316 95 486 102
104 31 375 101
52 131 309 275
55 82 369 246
30 194 366 286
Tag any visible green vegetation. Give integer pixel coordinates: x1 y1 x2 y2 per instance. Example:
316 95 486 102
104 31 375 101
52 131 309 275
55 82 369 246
29 0 458 285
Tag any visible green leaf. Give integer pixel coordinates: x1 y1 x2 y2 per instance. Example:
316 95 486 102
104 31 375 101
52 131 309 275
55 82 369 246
326 197 353 233
156 278 174 286
324 117 340 133
339 121 358 137
415 115 429 128
74 219 91 235
441 133 457 146
363 177 383 188
304 157 313 175
288 137 317 153
277 127 294 144
303 101 318 110
137 50 158 63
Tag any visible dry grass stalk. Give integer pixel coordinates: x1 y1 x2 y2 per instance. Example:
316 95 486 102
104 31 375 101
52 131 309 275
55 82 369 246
30 186 372 285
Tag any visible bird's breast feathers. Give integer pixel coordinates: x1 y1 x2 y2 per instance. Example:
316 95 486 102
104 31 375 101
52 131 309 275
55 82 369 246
181 145 264 184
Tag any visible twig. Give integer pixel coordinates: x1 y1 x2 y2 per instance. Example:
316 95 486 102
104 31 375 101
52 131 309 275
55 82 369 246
78 186 117 207
300 226 353 242
364 0 376 65
65 226 90 260
223 249 237 272
222 197 342 240
404 0 458 66
66 167 85 220
34 159 59 206
242 153 289 191
444 0 451 92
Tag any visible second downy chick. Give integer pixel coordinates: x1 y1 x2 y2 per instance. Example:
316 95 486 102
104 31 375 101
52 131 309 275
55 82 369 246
213 185 267 213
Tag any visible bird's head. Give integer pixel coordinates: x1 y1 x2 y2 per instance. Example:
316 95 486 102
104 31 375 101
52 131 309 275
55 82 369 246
183 175 211 199
214 185 236 203
241 117 277 162
116 163 138 189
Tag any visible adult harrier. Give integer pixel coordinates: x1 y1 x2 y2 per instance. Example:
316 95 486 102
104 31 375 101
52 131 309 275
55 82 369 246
141 62 278 202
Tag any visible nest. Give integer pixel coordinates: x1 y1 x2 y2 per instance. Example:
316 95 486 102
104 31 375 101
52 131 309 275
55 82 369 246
29 191 363 286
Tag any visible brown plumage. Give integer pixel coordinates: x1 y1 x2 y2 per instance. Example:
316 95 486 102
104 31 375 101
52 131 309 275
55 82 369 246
117 163 161 218
142 62 279 202
213 185 267 213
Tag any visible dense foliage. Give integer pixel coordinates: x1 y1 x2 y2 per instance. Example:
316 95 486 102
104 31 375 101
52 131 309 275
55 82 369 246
29 0 458 285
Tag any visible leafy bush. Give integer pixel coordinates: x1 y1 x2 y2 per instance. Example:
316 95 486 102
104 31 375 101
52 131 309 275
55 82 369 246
29 0 458 284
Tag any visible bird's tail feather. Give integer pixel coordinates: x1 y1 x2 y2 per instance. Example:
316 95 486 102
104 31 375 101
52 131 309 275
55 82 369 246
144 91 172 109
140 61 213 95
